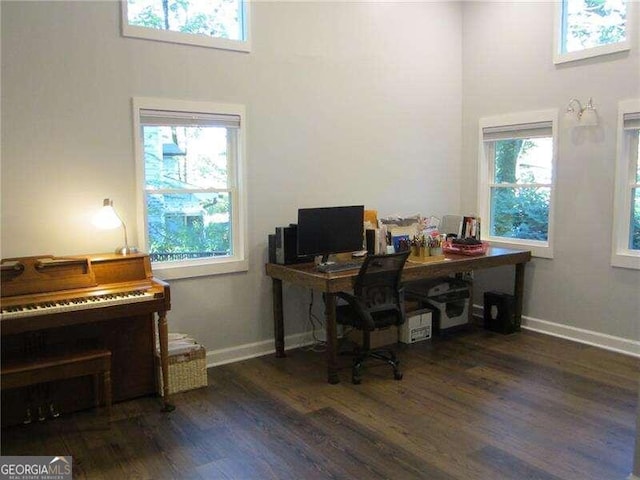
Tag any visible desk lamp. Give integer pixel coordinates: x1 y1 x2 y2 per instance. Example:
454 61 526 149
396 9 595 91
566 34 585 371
93 198 138 255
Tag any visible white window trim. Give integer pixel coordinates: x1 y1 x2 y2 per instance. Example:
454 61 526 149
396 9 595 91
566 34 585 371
132 97 249 280
478 109 559 259
121 1 251 53
553 1 633 65
611 98 640 270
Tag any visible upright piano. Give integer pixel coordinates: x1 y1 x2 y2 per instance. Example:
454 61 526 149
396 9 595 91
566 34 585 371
0 253 173 426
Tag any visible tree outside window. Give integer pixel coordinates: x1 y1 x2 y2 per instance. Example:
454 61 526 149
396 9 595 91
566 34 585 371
562 0 627 53
126 0 243 40
142 124 234 262
490 138 553 241
134 99 247 279
611 100 640 269
555 0 629 63
631 133 640 250
122 0 250 52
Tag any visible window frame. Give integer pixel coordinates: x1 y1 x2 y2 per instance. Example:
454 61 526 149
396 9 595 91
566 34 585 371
132 97 248 280
611 98 640 270
553 0 632 65
478 109 559 259
121 0 251 53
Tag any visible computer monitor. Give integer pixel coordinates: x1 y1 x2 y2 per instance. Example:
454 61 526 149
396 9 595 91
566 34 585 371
297 205 364 263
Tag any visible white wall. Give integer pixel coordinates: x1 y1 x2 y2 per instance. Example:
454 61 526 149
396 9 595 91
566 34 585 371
1 1 463 354
462 2 640 349
3 0 637 360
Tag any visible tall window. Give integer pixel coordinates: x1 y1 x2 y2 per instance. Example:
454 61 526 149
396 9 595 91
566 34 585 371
554 0 630 64
133 98 247 279
612 99 640 269
121 0 250 52
478 111 558 258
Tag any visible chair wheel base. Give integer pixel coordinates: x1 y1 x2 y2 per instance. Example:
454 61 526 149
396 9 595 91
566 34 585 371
394 371 403 380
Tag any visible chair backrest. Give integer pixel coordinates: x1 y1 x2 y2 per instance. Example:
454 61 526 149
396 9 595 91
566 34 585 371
353 251 410 316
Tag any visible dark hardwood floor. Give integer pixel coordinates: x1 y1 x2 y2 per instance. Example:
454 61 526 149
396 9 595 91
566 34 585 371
2 328 638 479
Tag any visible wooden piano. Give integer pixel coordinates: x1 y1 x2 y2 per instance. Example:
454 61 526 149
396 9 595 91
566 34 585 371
0 253 173 427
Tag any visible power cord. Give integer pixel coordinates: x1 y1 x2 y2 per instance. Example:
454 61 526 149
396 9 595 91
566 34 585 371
301 290 327 352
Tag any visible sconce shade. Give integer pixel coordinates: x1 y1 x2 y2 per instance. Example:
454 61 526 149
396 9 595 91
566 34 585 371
565 97 598 128
564 109 580 128
580 106 598 126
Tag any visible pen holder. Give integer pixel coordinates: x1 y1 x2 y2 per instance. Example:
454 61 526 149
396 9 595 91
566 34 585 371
410 246 430 260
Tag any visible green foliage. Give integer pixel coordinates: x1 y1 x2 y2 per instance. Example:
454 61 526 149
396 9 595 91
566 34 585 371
149 219 231 256
494 139 522 183
632 189 640 250
130 6 164 28
147 194 231 257
128 0 240 39
566 0 626 50
491 139 549 241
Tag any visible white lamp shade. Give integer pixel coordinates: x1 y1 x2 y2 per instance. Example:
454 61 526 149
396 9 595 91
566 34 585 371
564 110 579 128
580 108 598 126
93 201 122 230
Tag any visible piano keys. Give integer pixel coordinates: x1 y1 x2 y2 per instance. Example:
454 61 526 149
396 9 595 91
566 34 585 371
0 253 173 427
1 289 155 320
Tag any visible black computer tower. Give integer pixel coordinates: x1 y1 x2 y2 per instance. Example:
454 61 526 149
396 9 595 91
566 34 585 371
274 225 313 265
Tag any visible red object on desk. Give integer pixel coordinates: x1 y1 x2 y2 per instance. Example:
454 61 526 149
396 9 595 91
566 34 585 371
442 241 489 256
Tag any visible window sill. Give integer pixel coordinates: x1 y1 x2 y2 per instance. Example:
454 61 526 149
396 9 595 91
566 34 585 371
553 40 630 65
122 24 251 53
485 237 553 259
152 257 249 280
611 251 640 270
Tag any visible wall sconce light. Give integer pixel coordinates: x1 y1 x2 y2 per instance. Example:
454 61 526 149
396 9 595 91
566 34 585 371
565 97 598 127
93 198 138 255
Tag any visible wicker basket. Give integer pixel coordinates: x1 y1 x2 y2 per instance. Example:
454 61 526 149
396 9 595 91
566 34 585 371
157 345 207 396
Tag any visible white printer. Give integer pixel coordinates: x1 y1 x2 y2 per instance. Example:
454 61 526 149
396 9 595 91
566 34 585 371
405 277 471 332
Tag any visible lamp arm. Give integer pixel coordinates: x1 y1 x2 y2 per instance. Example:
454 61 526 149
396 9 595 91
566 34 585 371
110 206 130 249
121 222 130 249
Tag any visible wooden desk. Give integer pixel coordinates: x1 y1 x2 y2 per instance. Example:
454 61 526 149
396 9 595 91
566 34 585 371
266 246 531 384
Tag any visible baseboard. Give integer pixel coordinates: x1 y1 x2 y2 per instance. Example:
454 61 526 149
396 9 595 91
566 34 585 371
206 307 639 368
472 304 640 358
205 332 316 368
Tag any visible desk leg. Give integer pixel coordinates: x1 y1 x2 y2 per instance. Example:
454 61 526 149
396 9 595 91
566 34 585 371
514 262 526 329
324 292 340 384
157 312 175 412
272 278 286 358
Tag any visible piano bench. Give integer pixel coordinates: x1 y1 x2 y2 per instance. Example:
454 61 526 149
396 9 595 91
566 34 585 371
1 349 112 418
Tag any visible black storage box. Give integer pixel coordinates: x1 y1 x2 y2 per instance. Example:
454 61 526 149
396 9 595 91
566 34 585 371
483 291 518 334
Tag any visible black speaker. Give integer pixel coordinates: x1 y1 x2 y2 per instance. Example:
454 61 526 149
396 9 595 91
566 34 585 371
483 291 518 334
365 229 376 255
268 234 277 264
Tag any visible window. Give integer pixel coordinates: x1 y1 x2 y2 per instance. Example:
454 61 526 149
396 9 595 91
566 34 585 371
478 110 558 258
121 0 250 52
612 99 640 269
133 97 248 279
554 0 631 64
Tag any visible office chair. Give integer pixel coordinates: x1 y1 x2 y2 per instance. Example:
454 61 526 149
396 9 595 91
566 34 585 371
336 251 410 384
